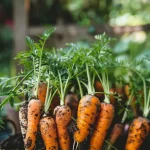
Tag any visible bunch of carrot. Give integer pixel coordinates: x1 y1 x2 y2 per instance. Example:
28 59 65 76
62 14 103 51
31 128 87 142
0 29 150 150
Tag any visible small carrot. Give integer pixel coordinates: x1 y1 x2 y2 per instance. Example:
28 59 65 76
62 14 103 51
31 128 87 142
54 105 72 150
125 117 149 150
106 123 124 150
40 116 58 150
109 88 116 105
89 102 114 150
94 80 104 100
65 91 79 118
24 99 43 150
74 95 101 143
19 101 28 142
37 82 47 105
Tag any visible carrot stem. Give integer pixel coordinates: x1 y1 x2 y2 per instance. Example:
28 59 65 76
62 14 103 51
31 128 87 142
35 40 46 98
76 75 83 98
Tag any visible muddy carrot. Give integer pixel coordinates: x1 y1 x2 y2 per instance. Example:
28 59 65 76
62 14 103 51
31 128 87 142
54 105 72 150
40 116 58 150
89 102 114 150
24 99 43 150
19 101 28 142
125 117 149 150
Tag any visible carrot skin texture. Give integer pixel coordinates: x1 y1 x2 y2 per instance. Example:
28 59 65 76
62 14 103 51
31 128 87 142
55 105 71 150
106 123 124 150
24 99 43 150
89 103 114 150
125 117 149 150
40 116 58 150
37 82 47 105
19 102 28 142
74 95 101 143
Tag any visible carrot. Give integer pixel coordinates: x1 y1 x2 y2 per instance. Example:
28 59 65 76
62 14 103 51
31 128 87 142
54 105 72 150
19 102 28 142
65 91 79 118
125 117 149 150
74 95 101 143
37 82 47 105
109 88 116 105
106 123 124 150
40 116 58 150
89 102 114 150
94 80 104 100
24 99 43 150
50 94 60 113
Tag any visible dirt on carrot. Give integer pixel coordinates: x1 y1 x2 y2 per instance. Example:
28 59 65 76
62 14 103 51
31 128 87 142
24 99 43 150
40 116 58 150
74 95 101 143
89 102 114 150
54 105 72 150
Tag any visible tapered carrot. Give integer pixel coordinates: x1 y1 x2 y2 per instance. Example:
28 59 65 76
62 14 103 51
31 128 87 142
24 99 43 150
74 95 101 143
19 101 28 142
106 123 124 150
89 102 114 150
125 117 149 150
40 116 58 150
37 82 47 105
54 105 72 150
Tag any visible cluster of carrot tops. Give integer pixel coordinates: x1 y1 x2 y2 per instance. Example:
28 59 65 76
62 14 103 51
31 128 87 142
0 28 150 150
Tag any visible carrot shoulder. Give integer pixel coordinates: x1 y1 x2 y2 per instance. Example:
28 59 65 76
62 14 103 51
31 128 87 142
55 105 72 150
40 116 58 150
125 117 149 150
24 99 43 150
74 95 101 143
89 102 114 150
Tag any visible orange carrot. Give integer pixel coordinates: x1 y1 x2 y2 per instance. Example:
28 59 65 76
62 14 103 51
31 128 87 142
54 105 72 150
106 123 124 150
94 80 104 100
37 82 47 105
74 95 101 143
65 91 79 118
89 102 114 150
125 117 149 150
40 116 58 150
19 102 28 142
24 99 43 150
109 88 116 105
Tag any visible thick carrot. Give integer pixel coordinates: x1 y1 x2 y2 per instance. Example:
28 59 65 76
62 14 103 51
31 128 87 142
65 91 79 118
54 105 72 150
24 99 43 150
106 123 124 150
74 95 101 143
19 102 28 142
40 116 58 150
89 102 114 150
125 117 149 150
37 82 47 105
